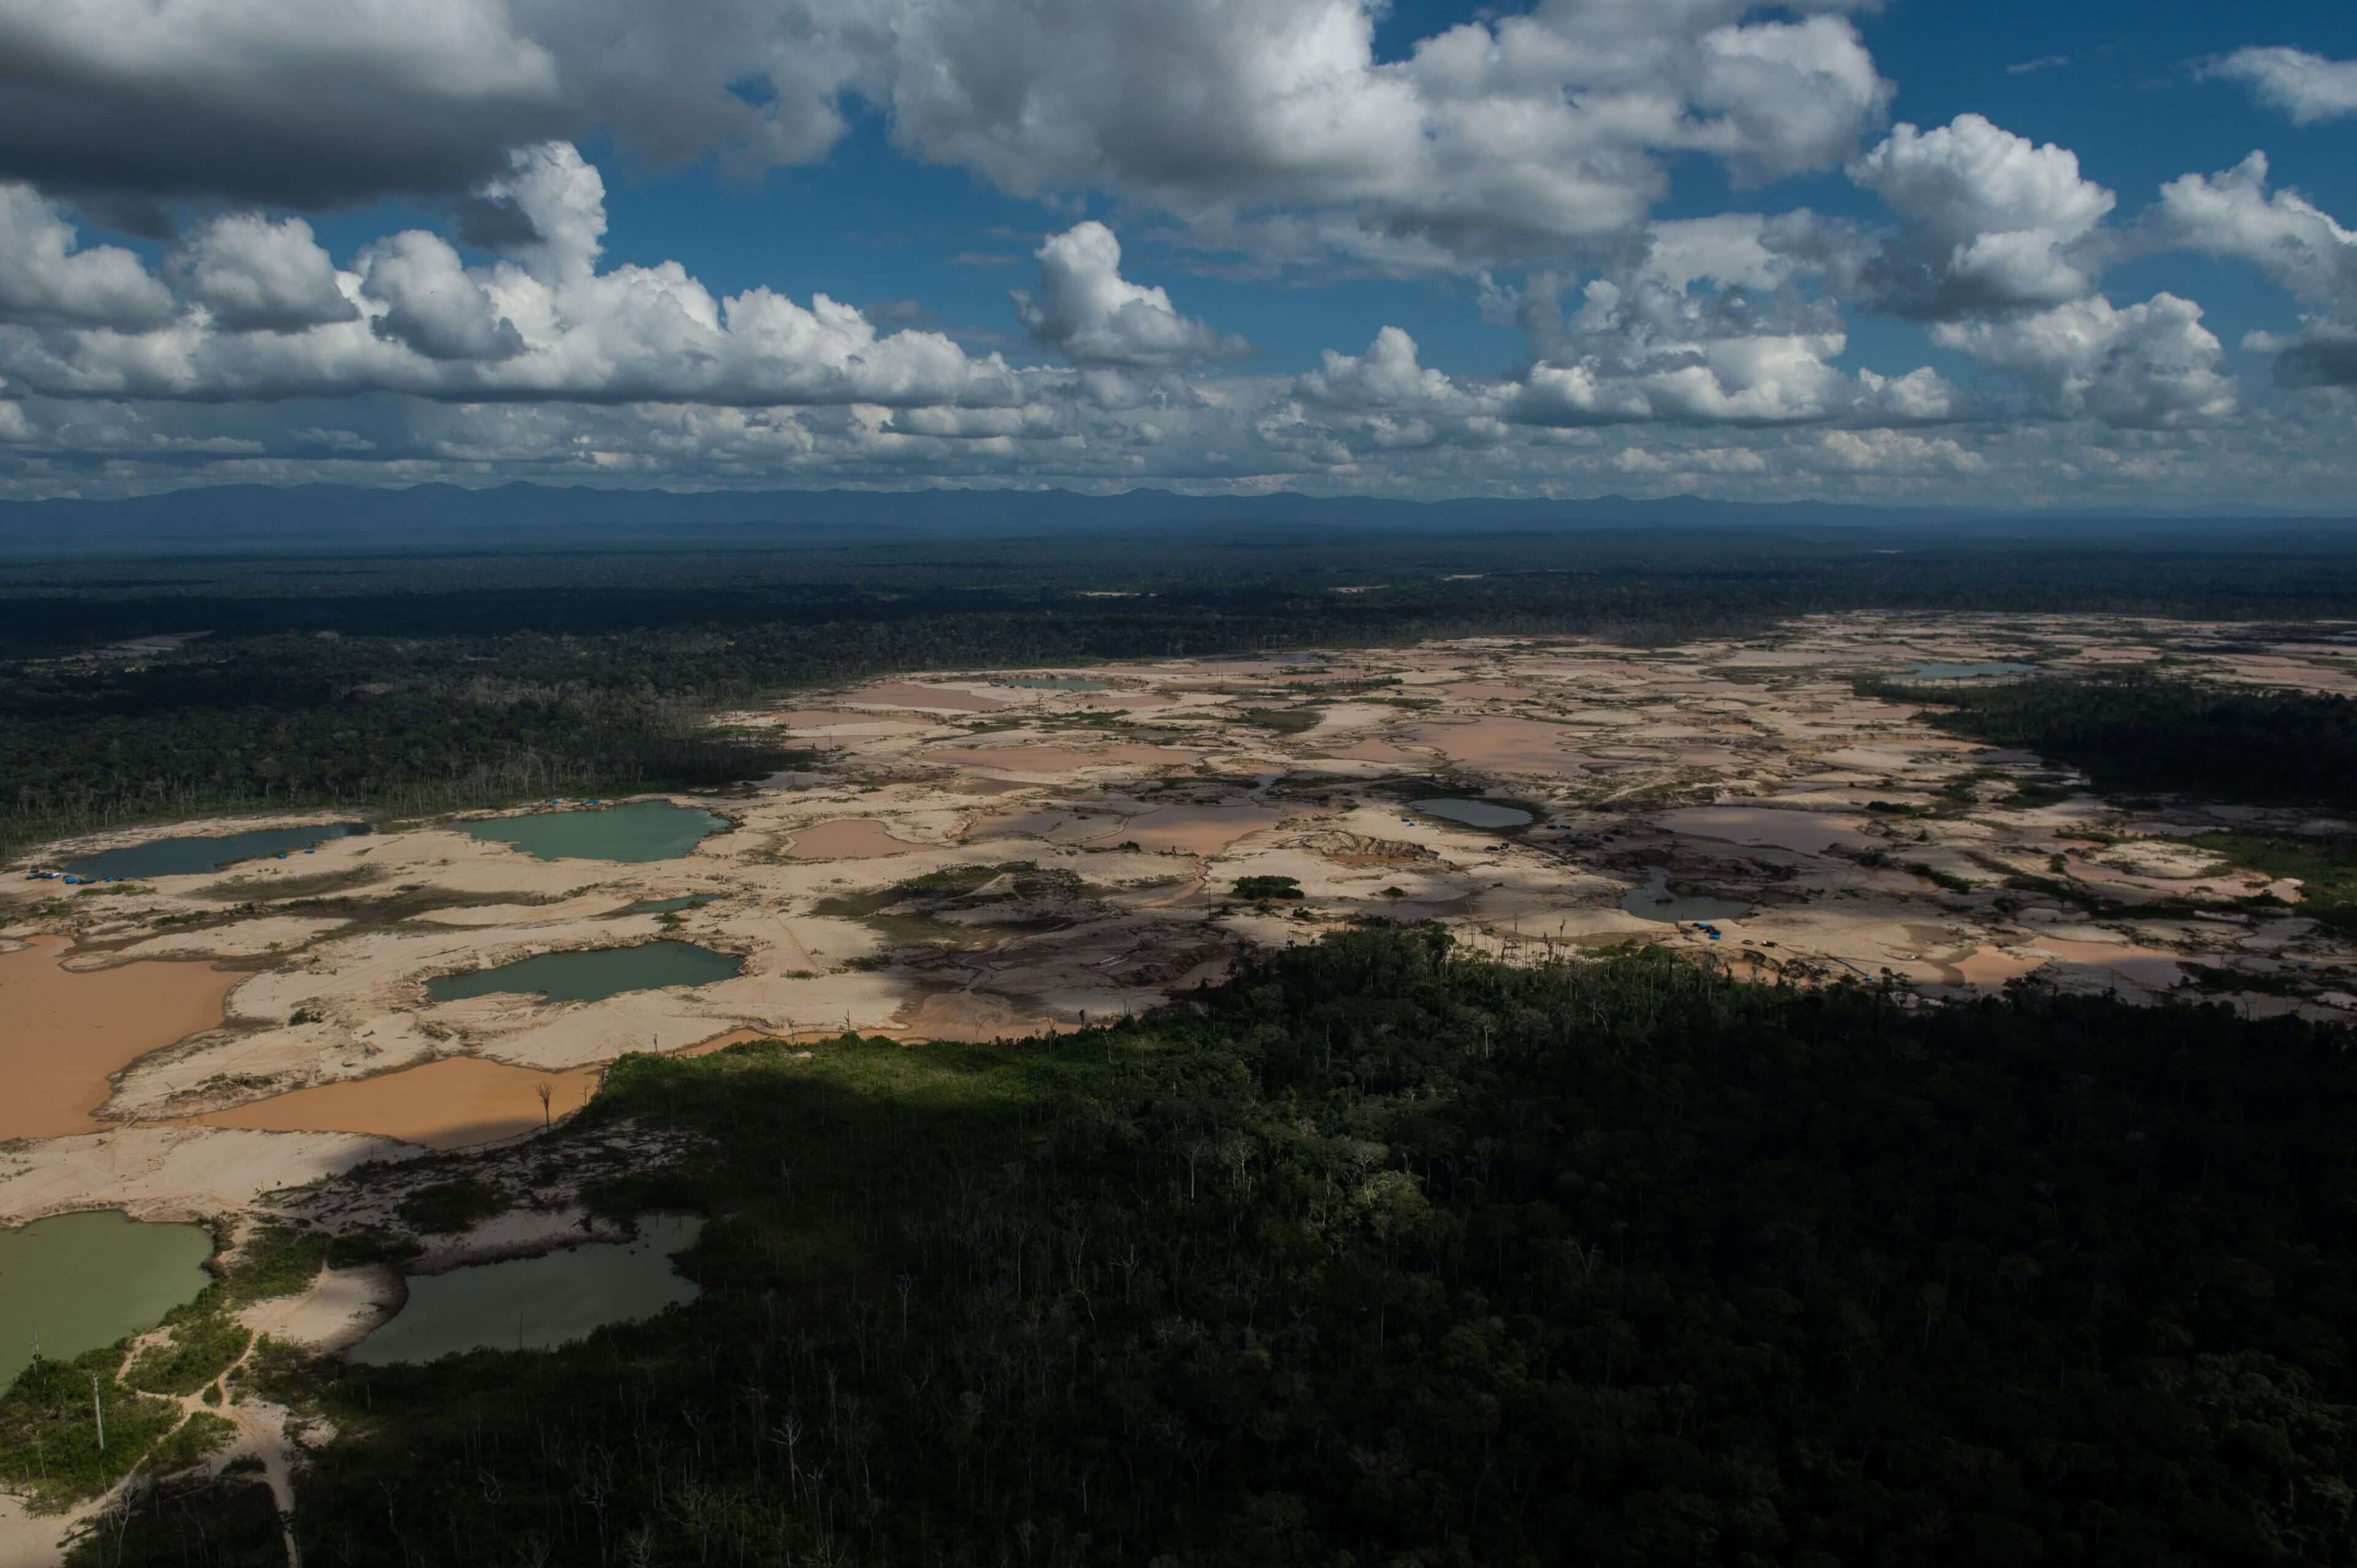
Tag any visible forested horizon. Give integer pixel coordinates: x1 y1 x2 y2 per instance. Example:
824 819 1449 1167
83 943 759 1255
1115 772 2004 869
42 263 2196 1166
9 531 2357 866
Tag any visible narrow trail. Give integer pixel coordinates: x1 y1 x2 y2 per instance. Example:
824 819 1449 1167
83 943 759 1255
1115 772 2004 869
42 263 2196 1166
12 1270 333 1568
126 1308 303 1568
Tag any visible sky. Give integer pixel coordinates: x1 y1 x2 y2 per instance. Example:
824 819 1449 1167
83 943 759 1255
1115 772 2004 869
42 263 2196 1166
1 0 2355 511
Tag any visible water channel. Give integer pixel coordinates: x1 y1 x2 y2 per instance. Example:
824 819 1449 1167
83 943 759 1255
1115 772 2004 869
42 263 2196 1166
349 1215 703 1365
0 1211 214 1389
427 941 742 1005
459 800 729 863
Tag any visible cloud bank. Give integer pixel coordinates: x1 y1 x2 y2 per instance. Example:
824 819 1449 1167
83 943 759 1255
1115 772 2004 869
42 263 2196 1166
0 1 2350 511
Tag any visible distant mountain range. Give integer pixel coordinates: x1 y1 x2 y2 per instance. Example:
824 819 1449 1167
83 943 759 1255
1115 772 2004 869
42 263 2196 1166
0 482 2345 556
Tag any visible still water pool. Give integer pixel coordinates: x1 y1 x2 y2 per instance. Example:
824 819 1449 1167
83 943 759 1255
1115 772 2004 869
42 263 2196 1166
1619 871 1752 925
0 1211 214 1389
427 941 741 1005
997 677 1109 691
459 800 728 863
350 1215 703 1365
63 823 365 879
1413 797 1535 829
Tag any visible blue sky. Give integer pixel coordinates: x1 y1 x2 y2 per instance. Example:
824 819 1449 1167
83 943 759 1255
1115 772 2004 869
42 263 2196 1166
536 0 2357 377
1 0 2355 509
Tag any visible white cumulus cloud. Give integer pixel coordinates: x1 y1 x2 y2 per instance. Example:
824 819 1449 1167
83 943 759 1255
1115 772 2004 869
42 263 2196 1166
2149 153 2357 387
1013 223 1251 366
173 215 358 334
0 184 176 328
2204 47 2357 124
1849 114 2114 316
1932 293 2237 427
0 145 1025 409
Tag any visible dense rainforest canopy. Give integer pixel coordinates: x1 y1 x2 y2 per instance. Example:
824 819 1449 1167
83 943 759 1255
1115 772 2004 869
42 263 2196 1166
79 928 2357 1567
1877 671 2357 815
10 527 2357 863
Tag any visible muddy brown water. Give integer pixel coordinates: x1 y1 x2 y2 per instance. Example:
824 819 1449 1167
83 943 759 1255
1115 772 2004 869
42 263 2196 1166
0 936 241 1140
1405 718 1590 774
199 1056 606 1151
928 743 1196 774
781 819 925 859
1317 738 1430 765
1112 803 1285 853
772 709 934 730
1654 806 1873 855
978 801 1281 854
840 682 1007 713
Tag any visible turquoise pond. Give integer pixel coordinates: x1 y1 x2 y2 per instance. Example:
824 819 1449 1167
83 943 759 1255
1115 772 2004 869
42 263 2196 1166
0 1211 214 1390
61 822 365 879
427 941 742 1004
350 1216 703 1365
1414 798 1535 829
459 800 729 862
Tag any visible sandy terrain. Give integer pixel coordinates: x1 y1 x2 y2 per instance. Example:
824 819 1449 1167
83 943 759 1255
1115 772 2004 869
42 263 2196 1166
0 1126 415 1227
921 741 1201 773
7 612 2357 1290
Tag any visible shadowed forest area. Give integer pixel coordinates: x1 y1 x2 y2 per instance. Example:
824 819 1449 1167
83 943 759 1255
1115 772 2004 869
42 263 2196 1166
74 927 2357 1567
10 528 2357 864
1873 671 2357 814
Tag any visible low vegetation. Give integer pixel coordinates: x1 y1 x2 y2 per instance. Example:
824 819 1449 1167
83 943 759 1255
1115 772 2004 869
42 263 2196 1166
0 1354 190 1511
0 1228 331 1511
122 1319 250 1399
1235 706 1323 733
1231 873 1304 900
813 861 1097 946
393 1179 508 1236
2191 831 2357 935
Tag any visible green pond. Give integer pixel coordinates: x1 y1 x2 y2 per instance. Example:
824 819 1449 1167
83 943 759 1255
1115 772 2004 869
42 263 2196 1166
350 1215 703 1365
997 677 1109 692
62 822 365 879
0 1211 214 1390
428 941 741 1005
1414 797 1535 829
1908 660 2038 681
459 800 729 862
1620 871 1752 925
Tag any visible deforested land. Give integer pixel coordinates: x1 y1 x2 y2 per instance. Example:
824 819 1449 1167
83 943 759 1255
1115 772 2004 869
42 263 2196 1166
4 522 2357 1566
